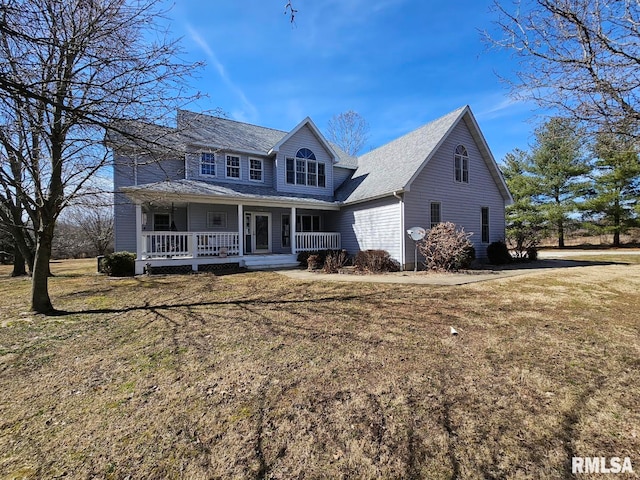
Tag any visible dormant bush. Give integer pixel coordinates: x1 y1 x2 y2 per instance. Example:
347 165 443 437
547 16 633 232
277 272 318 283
418 222 475 272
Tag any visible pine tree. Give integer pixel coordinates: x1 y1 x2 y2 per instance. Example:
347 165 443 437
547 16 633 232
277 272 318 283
583 131 640 246
529 118 592 247
501 149 546 257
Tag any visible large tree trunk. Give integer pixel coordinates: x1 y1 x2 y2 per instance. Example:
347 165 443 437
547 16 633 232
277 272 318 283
11 248 27 277
613 230 621 247
557 220 565 248
612 200 621 247
31 224 55 314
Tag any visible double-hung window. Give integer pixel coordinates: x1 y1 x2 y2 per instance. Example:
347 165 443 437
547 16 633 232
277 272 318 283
226 155 240 179
454 145 469 183
285 148 325 187
296 214 321 232
249 158 263 182
201 152 216 176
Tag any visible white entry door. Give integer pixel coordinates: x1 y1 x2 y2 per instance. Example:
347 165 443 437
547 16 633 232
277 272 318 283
248 212 271 253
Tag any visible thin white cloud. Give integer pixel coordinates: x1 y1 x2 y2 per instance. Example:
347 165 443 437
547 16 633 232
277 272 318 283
475 93 534 120
186 25 258 122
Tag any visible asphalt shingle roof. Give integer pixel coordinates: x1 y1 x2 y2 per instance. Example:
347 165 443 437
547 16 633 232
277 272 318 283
122 179 338 208
336 106 467 203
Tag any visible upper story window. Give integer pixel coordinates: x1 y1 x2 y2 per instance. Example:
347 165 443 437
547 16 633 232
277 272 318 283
285 148 326 188
454 145 469 183
226 155 240 179
249 158 263 182
201 152 216 176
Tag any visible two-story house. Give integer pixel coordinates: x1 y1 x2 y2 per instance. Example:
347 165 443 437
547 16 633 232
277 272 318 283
112 105 512 274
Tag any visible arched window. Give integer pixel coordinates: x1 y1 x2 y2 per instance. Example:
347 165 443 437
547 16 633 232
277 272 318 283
454 145 469 183
285 148 326 187
296 148 316 161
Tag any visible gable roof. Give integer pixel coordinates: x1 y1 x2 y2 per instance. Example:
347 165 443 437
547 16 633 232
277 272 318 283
269 117 339 163
336 105 512 204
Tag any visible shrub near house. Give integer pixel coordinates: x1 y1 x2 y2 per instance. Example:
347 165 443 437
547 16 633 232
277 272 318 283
418 222 475 272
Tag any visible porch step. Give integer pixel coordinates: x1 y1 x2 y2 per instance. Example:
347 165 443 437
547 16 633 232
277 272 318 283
242 254 299 270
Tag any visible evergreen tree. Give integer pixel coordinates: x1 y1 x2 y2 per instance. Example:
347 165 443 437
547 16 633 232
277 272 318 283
502 149 546 257
583 131 640 246
529 118 592 247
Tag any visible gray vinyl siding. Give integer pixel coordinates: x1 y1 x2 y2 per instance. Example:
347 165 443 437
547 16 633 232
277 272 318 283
185 150 273 186
275 125 334 198
403 119 506 262
113 153 137 253
114 197 137 253
137 157 184 183
332 197 401 263
333 166 354 191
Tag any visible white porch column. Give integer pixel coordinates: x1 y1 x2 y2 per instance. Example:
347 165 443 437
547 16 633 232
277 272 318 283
290 206 297 255
237 204 244 256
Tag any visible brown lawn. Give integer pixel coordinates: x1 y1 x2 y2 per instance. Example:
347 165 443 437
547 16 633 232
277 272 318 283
0 257 638 479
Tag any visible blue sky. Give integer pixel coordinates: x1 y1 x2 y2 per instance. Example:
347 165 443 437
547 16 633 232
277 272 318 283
167 0 543 163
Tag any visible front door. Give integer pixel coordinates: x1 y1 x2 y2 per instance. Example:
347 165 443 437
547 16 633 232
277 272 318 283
246 212 271 253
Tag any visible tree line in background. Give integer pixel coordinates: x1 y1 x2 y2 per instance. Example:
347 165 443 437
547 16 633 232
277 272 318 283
0 196 113 271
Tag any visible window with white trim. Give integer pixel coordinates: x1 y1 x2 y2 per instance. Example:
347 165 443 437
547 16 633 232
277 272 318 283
207 212 227 229
481 207 490 243
201 152 216 176
249 158 263 182
285 148 325 187
454 145 469 183
154 213 171 231
430 202 441 229
226 155 240 179
296 214 321 232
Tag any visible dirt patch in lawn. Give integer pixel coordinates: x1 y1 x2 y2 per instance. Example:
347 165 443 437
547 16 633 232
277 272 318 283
0 259 638 478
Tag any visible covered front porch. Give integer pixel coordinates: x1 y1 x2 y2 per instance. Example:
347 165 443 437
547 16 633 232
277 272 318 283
133 201 341 274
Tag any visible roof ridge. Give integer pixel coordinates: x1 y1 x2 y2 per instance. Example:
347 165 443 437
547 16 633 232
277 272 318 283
177 109 287 134
358 105 468 159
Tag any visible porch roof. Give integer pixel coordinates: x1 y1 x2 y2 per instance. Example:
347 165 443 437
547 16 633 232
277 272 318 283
121 179 341 210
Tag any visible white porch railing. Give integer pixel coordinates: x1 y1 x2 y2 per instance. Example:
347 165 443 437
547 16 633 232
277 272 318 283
196 232 240 257
141 231 340 258
295 232 341 251
142 231 239 259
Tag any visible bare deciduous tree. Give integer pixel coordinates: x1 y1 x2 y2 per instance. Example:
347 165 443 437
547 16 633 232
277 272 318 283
0 0 201 313
488 0 640 135
73 196 114 257
326 110 370 156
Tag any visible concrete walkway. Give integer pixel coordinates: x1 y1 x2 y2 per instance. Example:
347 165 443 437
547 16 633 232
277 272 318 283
278 258 608 286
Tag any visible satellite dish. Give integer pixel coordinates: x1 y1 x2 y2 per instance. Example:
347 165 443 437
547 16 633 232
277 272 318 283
407 227 426 241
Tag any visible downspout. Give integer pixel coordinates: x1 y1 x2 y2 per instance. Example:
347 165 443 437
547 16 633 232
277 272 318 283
393 191 405 271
